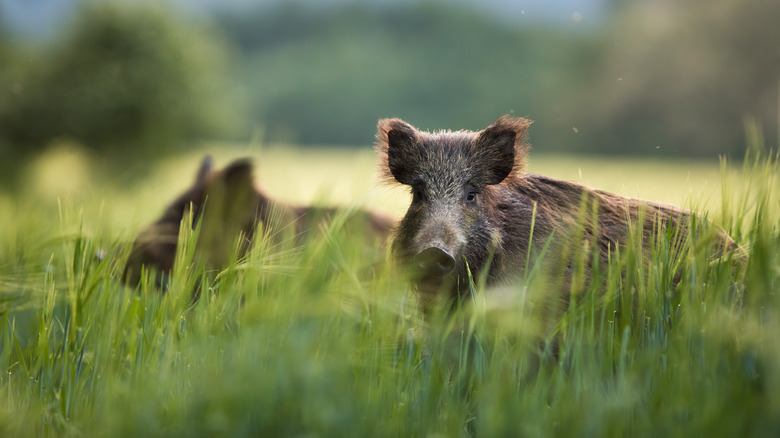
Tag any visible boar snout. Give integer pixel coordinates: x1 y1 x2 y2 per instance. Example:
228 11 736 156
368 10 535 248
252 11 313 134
413 247 456 277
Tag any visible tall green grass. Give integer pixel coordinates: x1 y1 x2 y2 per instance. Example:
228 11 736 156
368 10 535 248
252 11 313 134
0 148 777 437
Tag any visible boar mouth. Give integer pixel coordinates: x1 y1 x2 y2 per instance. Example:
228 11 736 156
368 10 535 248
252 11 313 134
413 270 474 312
408 246 460 300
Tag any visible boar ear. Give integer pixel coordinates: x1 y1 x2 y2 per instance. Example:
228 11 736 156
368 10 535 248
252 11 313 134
205 158 257 217
474 116 532 185
376 118 419 185
220 158 255 192
195 155 214 184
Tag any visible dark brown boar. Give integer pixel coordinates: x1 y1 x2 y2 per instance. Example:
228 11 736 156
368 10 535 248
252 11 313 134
376 115 739 310
123 156 395 286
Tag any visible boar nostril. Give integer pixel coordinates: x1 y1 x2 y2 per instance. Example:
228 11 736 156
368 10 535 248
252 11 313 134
413 247 455 277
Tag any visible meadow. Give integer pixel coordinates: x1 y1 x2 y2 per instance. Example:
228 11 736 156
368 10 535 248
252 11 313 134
0 143 778 437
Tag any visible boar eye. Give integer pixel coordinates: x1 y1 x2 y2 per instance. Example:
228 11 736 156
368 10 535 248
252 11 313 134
465 191 477 203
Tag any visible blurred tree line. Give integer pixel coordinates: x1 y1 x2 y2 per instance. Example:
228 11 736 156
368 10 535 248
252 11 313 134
218 0 778 155
0 0 777 177
590 0 780 155
0 2 240 172
217 2 599 150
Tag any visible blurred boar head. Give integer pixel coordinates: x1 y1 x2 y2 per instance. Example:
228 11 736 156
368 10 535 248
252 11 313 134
123 155 395 288
123 156 260 285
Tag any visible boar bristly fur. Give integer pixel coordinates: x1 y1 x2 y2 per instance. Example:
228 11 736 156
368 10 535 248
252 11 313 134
376 116 738 310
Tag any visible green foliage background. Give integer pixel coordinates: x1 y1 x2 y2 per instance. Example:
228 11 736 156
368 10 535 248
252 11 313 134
2 0 777 172
0 2 239 165
224 3 598 148
216 0 779 155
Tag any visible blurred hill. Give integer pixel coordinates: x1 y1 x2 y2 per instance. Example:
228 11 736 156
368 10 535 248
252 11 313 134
216 3 599 148
214 0 780 156
584 0 780 156
0 0 776 172
1 0 605 36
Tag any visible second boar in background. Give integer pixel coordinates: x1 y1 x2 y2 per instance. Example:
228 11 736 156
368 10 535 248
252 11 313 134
123 156 395 286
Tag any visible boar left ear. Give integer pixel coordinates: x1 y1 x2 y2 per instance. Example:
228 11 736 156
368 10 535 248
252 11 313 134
195 155 214 184
475 116 532 185
376 118 419 185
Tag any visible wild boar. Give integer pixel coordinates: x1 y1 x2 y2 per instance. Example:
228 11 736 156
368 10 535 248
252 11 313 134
123 156 395 286
376 115 738 311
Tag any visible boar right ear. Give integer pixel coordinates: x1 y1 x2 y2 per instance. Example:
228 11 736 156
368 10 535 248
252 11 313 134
206 158 257 215
474 116 532 185
195 155 214 184
220 158 255 192
376 118 419 185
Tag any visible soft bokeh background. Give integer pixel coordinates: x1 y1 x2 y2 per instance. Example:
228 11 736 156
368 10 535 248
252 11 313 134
0 4 778 435
0 0 777 219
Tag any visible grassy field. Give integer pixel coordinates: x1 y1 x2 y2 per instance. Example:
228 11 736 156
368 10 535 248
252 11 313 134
0 143 778 437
